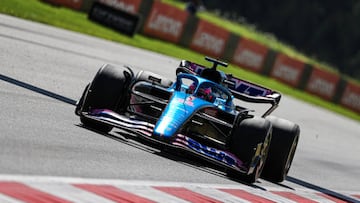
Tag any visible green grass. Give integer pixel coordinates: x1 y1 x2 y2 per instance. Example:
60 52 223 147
0 0 359 121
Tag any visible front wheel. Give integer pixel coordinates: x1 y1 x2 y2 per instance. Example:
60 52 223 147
228 117 272 183
76 64 132 133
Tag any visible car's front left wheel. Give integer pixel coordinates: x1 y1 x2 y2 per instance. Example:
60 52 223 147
76 64 132 133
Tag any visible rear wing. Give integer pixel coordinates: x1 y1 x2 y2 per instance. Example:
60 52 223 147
177 60 281 117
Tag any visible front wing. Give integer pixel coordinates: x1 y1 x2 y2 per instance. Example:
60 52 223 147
81 109 262 175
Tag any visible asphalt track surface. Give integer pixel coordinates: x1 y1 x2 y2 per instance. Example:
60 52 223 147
0 14 359 201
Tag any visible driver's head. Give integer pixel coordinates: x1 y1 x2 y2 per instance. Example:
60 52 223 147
197 85 214 102
188 83 196 94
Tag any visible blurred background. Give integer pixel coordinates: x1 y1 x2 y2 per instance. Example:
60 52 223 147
189 0 360 80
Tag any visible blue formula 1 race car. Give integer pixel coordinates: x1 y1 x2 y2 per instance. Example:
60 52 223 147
75 56 300 184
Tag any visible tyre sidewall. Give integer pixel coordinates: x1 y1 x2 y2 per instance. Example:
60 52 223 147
228 117 272 183
261 116 300 182
79 64 132 133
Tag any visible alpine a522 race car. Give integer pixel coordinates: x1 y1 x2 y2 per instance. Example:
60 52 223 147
75 56 300 183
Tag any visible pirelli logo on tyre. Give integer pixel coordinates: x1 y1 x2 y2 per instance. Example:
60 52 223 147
270 54 305 87
232 38 268 73
341 82 360 114
305 68 340 101
143 1 189 43
97 0 142 14
190 20 230 58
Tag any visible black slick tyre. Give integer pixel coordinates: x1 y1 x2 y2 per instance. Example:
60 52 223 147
261 116 300 182
77 64 131 133
228 117 272 184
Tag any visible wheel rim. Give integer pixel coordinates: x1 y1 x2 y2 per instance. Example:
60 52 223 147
284 135 299 176
256 130 272 179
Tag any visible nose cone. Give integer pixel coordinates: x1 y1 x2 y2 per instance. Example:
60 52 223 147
153 92 206 138
153 114 186 138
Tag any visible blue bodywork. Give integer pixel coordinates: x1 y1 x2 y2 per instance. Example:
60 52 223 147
85 73 249 172
82 63 280 174
153 74 234 138
78 57 283 180
153 91 202 138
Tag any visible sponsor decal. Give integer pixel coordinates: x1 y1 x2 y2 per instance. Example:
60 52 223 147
174 134 245 170
230 78 271 96
270 54 305 87
190 20 230 58
306 68 340 100
341 82 360 113
89 2 140 36
143 1 188 43
175 95 194 107
232 38 268 72
185 96 195 106
175 98 185 103
98 0 141 14
189 63 205 74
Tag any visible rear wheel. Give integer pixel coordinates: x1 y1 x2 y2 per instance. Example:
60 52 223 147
261 116 300 182
228 117 272 183
77 64 132 133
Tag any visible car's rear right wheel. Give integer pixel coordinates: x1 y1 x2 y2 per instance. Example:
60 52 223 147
228 117 272 184
261 116 300 182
